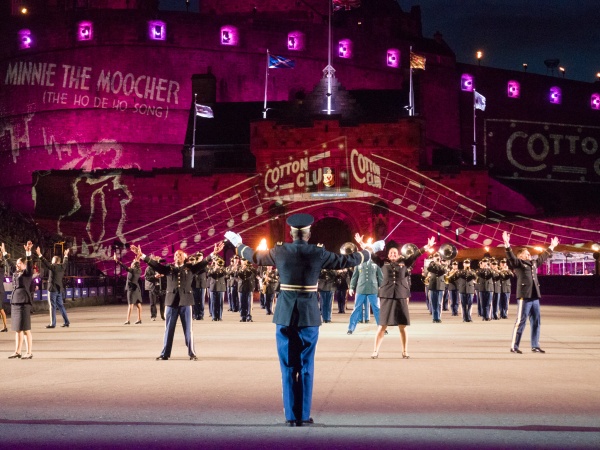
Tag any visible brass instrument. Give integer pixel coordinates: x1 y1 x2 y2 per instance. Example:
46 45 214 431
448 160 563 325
401 243 419 258
439 243 458 261
340 242 357 255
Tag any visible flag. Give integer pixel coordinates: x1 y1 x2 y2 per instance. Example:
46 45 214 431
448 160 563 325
195 103 214 118
474 91 487 111
268 54 295 69
333 0 361 11
410 52 426 70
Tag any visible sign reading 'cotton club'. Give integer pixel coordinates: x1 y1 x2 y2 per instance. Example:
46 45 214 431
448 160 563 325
262 148 381 197
484 119 600 181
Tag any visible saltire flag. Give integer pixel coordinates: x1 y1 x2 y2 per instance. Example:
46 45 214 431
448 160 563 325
333 0 361 11
410 52 426 70
195 103 214 118
268 54 295 69
474 91 487 111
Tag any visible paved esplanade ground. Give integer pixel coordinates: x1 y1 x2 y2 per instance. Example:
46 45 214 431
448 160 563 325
1 298 599 449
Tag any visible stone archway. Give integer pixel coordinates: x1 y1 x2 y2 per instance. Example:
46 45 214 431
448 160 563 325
309 217 353 253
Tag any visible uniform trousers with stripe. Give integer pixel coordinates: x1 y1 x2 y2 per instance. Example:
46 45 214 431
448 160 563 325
160 302 195 358
511 298 541 350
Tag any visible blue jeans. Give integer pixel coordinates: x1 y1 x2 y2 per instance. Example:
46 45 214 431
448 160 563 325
430 290 443 321
348 294 379 332
160 305 195 358
319 291 333 322
511 299 541 350
49 291 69 327
276 324 319 422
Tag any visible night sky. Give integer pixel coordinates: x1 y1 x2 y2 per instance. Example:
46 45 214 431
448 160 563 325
160 0 600 83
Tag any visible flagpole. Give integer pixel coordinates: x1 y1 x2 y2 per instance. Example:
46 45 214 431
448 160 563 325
192 93 197 169
472 90 477 166
409 46 414 117
263 50 269 119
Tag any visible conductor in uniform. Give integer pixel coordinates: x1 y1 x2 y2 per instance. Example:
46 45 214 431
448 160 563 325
225 213 384 426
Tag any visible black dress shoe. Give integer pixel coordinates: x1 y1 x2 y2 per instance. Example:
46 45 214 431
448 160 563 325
46 325 55 329
531 347 546 353
296 417 314 426
0 328 7 332
190 355 199 361
347 330 353 335
510 348 522 354
286 420 296 427
8 353 21 359
156 356 169 360
61 323 70 327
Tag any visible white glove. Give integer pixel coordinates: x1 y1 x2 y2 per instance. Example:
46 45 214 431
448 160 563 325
371 240 385 253
224 231 242 247
348 289 354 297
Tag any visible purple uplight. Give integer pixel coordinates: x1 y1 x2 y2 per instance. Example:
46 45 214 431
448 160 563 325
18 29 32 49
507 80 520 98
338 39 353 59
461 74 474 92
77 278 82 284
148 20 166 41
78 21 93 41
386 49 400 68
590 93 600 110
549 86 561 104
287 31 305 51
220 26 238 46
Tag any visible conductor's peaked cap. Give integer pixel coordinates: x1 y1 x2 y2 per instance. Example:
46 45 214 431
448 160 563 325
286 213 314 230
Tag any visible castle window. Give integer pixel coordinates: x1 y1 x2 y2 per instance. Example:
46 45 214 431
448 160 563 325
287 31 305 51
77 21 93 41
591 93 600 110
338 39 353 58
221 26 239 46
386 49 400 68
460 74 474 92
549 86 561 104
18 29 32 49
507 80 520 98
148 21 166 41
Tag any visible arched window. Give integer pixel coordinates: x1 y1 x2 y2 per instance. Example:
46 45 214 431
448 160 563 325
221 25 239 46
507 80 520 98
386 49 400 68
287 31 305 51
148 21 166 41
460 74 474 92
338 39 353 58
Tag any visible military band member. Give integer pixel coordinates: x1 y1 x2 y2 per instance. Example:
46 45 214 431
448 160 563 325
452 259 477 322
476 258 494 321
225 214 383 427
263 265 279 315
208 258 227 321
237 258 256 322
190 252 208 320
226 256 240 312
36 246 70 328
334 269 349 313
498 258 513 319
447 260 459 316
144 256 165 321
115 254 143 325
503 231 558 354
317 269 336 323
131 241 224 360
3 241 35 359
347 259 383 335
490 258 502 320
426 252 447 323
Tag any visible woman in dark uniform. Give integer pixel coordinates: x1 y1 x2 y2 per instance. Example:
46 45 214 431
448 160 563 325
372 237 434 359
2 240 35 359
114 254 143 324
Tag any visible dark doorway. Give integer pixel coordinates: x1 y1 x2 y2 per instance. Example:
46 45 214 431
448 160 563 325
310 218 353 253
